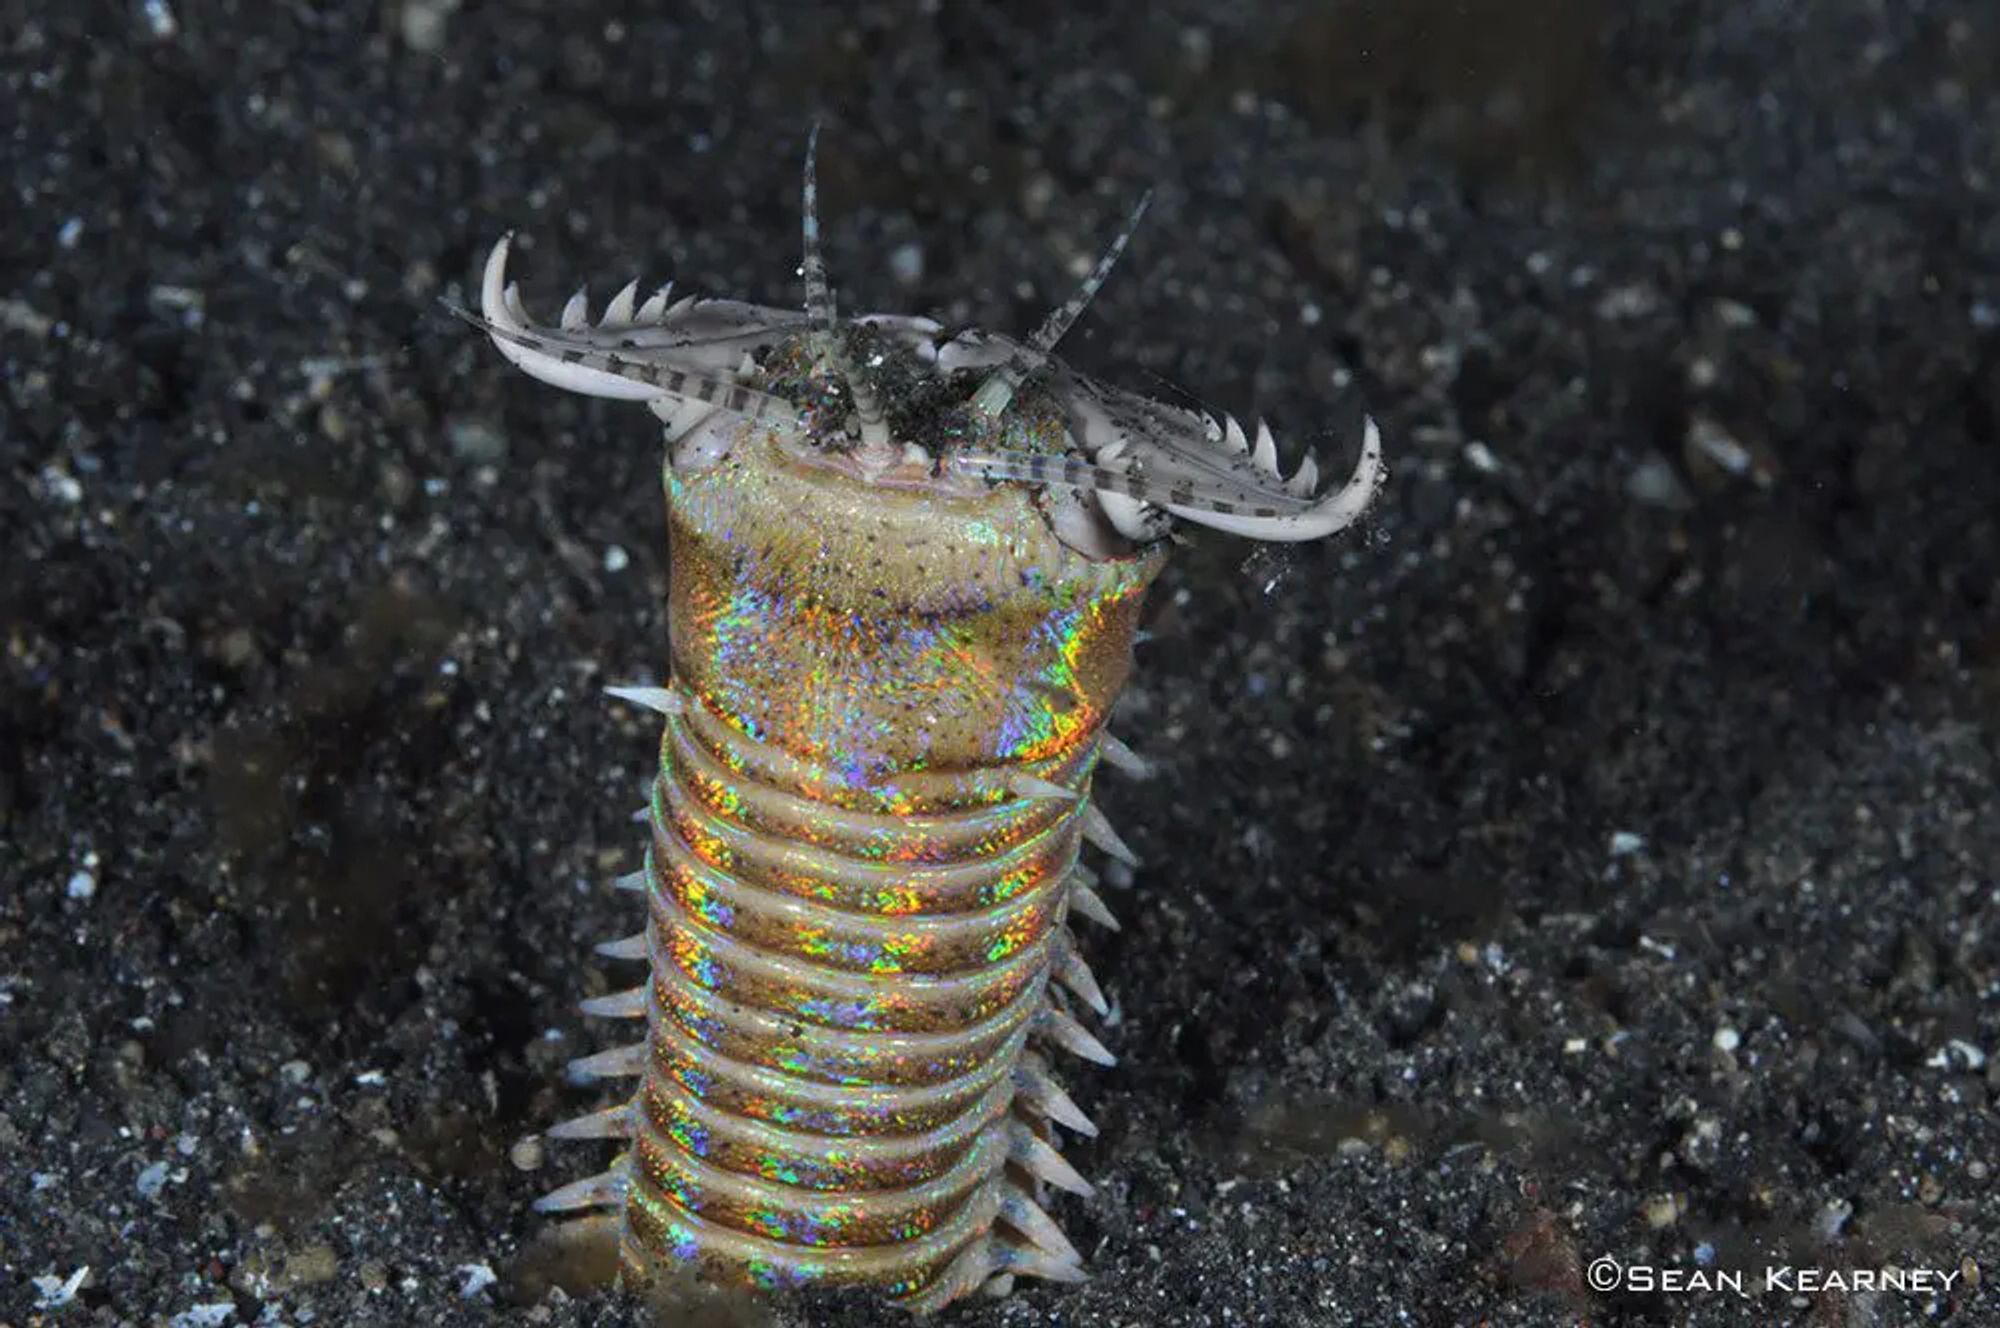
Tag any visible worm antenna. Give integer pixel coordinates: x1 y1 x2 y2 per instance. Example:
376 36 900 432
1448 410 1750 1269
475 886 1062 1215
798 123 890 446
973 189 1153 418
800 121 837 338
842 361 892 447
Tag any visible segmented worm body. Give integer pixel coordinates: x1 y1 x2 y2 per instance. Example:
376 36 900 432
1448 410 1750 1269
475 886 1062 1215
463 132 1383 1313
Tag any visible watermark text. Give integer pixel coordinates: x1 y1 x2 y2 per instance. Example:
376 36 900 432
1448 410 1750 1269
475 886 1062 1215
1586 1257 1963 1297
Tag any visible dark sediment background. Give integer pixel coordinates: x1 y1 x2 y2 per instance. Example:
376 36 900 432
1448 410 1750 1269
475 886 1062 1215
4 2 1997 1325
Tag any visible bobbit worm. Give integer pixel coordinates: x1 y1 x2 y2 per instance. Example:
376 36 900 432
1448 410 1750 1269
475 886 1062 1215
455 129 1383 1313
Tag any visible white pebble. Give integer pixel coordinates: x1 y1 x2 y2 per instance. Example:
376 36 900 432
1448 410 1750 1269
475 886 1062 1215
602 544 630 573
168 1305 235 1328
1925 1039 1987 1071
1687 415 1755 477
42 465 83 505
1814 1198 1853 1241
1625 455 1693 510
888 242 924 285
510 1136 545 1171
31 1267 88 1309
1712 1026 1741 1053
141 0 179 40
66 870 96 901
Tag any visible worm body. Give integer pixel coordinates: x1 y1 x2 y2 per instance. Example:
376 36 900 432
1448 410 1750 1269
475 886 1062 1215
464 134 1382 1312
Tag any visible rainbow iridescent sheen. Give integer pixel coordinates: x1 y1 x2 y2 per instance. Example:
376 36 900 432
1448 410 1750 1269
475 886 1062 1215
597 427 1161 1301
473 152 1383 1308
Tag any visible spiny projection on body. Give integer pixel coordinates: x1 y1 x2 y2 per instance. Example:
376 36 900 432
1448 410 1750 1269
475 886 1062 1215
456 128 1383 1314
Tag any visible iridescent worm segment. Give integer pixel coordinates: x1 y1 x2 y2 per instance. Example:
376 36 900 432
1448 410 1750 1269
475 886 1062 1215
458 130 1383 1313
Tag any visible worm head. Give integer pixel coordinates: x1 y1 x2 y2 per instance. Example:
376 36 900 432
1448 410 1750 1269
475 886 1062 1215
460 130 1384 560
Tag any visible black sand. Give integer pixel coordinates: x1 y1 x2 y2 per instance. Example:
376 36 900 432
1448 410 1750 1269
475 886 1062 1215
4 3 1995 1325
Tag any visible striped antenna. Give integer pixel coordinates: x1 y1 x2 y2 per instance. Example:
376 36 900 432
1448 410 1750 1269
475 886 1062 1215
972 190 1154 419
797 125 891 447
950 448 1158 502
800 121 837 338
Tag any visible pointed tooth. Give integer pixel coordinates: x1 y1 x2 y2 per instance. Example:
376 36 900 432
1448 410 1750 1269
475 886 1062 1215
999 1184 1083 1264
578 986 648 1018
503 281 531 324
1098 732 1153 780
736 351 756 378
1080 801 1139 867
993 1243 1086 1285
1016 1059 1100 1138
605 684 683 715
482 236 516 317
1166 413 1383 540
666 294 697 318
1008 1120 1095 1196
1223 415 1250 455
1288 450 1321 497
637 283 674 322
1039 1006 1117 1067
602 280 639 326
546 1103 634 1140
531 1167 628 1212
1008 771 1078 802
595 932 647 960
1097 438 1129 464
1251 419 1281 477
1069 882 1121 932
612 869 647 894
1055 940 1109 1017
560 288 589 330
567 1043 647 1081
